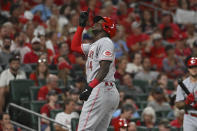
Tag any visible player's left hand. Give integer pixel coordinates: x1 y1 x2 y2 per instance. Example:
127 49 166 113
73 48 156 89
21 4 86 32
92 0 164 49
185 93 195 105
79 86 93 101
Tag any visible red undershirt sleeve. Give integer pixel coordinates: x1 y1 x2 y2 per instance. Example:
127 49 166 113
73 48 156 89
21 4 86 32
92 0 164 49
71 26 84 54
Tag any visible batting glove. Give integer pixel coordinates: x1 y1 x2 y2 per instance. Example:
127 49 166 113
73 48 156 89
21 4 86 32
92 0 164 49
79 9 89 27
79 86 93 101
185 93 195 105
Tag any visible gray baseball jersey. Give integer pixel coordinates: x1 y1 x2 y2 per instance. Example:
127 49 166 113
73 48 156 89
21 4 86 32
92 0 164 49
176 77 197 131
78 37 120 131
81 37 116 83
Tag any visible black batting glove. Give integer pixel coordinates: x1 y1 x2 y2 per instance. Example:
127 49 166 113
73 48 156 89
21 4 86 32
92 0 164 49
79 9 90 27
79 86 93 101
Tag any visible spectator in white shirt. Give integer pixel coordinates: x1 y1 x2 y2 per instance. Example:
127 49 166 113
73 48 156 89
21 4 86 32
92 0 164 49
0 55 26 113
126 53 143 74
55 99 79 131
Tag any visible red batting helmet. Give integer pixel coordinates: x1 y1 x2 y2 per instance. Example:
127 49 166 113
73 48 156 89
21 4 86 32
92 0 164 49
93 16 116 38
187 57 197 67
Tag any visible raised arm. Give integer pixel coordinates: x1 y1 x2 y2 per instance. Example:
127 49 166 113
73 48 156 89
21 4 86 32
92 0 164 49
71 9 89 54
71 26 84 54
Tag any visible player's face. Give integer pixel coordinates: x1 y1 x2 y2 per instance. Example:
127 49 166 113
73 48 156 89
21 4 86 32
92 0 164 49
92 20 104 36
188 66 197 78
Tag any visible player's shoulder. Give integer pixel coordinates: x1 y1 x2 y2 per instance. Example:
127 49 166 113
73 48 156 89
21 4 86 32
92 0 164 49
182 77 190 84
97 37 113 47
98 37 113 43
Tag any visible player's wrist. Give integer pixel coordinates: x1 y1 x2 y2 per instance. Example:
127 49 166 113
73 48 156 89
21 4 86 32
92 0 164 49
89 78 100 88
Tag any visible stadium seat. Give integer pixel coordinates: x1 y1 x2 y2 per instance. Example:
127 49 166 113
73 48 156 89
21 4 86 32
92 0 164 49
29 63 37 70
131 117 141 123
170 127 179 131
30 86 40 101
152 127 159 131
107 126 115 131
137 109 143 116
133 79 149 93
156 110 171 120
167 80 175 90
9 79 35 104
136 93 148 102
50 109 63 119
30 100 46 129
136 101 147 109
71 118 79 131
49 70 58 75
50 109 64 131
137 126 148 131
38 79 46 86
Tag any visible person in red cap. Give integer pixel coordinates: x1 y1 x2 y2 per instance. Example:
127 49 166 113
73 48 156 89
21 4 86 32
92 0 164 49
111 104 133 131
175 33 191 60
175 56 197 131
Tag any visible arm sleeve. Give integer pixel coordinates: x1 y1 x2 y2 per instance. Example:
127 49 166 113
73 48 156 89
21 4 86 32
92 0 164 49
71 26 84 54
175 85 185 102
98 39 114 61
81 44 90 56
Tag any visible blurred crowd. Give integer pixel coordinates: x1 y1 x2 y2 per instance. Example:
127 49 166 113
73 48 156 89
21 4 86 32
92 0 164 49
0 0 197 131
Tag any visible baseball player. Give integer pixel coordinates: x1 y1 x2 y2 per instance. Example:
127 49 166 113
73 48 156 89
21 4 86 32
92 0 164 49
175 57 197 131
71 10 120 131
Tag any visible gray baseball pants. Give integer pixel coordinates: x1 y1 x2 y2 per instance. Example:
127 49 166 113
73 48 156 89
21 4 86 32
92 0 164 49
183 114 197 131
78 82 120 131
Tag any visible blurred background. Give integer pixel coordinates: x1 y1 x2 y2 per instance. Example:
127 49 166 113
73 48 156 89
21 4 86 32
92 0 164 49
0 0 196 131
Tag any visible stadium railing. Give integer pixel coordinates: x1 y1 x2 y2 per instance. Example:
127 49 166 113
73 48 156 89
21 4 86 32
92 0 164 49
7 103 68 131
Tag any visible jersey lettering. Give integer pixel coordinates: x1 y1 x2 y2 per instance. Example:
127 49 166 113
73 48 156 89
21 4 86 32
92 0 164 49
88 50 94 59
88 61 93 71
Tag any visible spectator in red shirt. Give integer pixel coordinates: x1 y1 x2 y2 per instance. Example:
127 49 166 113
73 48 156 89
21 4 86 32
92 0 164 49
149 33 166 70
141 10 156 35
23 37 42 64
37 74 62 100
126 21 149 53
53 42 76 65
175 33 191 60
40 90 61 131
29 58 49 86
57 57 72 86
170 109 184 128
114 56 128 82
162 26 177 44
159 13 181 39
111 104 133 131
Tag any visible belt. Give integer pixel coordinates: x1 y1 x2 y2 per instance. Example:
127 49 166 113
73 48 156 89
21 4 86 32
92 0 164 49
186 112 197 117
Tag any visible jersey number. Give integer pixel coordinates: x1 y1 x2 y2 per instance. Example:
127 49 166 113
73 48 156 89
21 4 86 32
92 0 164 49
88 61 93 71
